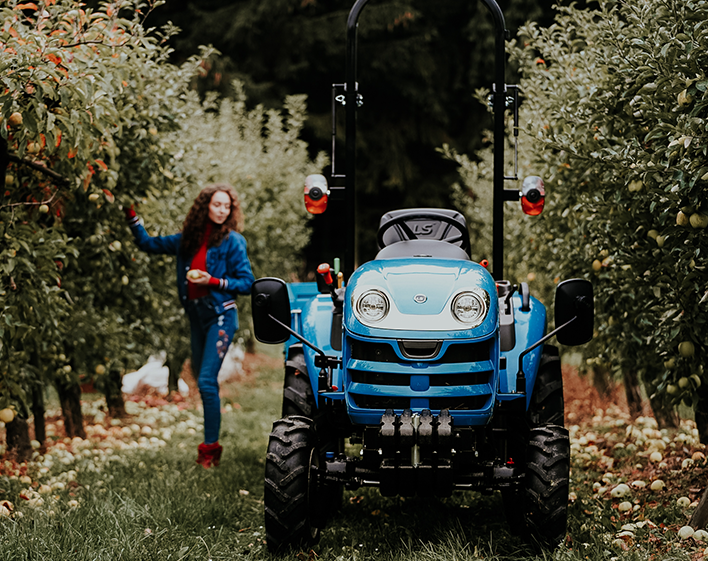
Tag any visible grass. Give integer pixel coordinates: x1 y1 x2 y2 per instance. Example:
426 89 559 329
0 353 705 560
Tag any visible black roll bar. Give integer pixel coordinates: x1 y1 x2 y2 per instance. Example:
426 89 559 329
343 0 510 280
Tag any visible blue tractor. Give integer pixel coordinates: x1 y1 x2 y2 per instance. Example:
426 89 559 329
251 0 594 551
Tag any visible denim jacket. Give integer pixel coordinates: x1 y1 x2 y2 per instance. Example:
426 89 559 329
128 217 255 323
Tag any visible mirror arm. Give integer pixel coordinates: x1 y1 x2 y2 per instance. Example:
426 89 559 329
267 313 326 357
515 315 577 395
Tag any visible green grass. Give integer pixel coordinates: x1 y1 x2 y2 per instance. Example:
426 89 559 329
0 355 701 560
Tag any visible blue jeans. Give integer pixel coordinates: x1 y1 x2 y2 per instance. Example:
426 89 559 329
186 298 236 445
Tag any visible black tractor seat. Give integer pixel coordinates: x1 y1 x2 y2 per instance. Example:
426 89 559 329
376 208 471 260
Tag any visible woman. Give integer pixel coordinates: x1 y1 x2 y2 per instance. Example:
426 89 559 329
125 184 255 468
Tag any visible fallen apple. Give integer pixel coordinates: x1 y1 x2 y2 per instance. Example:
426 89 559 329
611 483 631 498
677 496 691 507
678 525 695 539
695 529 708 542
88 193 100 202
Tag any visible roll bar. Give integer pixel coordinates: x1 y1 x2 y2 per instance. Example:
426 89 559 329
342 0 512 280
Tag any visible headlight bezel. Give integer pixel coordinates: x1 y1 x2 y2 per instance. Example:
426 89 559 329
450 290 489 327
355 289 390 324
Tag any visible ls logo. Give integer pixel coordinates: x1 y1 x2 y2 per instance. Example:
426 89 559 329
411 223 434 235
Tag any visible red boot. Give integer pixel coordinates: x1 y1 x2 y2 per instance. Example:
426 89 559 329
196 442 223 468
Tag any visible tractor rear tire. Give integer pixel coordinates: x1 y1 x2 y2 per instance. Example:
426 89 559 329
264 417 321 552
524 425 570 548
528 345 564 427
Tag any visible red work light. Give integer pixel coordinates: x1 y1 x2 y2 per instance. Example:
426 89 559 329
521 176 545 216
304 174 329 215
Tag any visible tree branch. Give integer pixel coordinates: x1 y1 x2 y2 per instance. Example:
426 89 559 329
7 154 70 186
0 155 69 213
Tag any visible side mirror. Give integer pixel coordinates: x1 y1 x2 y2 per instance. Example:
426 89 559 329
555 279 593 346
251 278 292 344
521 176 545 216
304 174 329 214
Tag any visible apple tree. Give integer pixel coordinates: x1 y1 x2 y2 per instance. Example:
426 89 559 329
458 0 708 432
0 0 213 455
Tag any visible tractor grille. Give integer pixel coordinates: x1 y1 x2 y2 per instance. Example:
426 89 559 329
351 395 412 410
429 396 489 410
349 338 490 364
350 339 400 362
351 394 490 411
346 337 493 412
350 370 491 387
440 341 490 363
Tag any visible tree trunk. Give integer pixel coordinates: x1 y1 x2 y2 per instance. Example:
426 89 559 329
695 392 708 445
623 369 643 418
5 417 33 461
167 345 189 395
31 384 46 447
104 367 126 418
650 392 680 430
592 364 614 398
690 485 708 529
56 380 86 439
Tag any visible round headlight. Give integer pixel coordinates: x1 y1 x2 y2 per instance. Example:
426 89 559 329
451 291 488 326
356 290 390 323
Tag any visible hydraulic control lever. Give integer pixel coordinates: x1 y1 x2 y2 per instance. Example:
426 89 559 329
317 263 345 309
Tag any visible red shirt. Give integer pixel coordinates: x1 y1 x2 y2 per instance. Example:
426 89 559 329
188 222 221 300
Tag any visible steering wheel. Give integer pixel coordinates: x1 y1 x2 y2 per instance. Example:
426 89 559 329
377 213 470 252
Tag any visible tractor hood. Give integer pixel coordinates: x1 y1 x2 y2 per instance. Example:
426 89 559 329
345 258 498 339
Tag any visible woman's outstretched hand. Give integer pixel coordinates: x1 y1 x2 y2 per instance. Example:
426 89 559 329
123 204 137 219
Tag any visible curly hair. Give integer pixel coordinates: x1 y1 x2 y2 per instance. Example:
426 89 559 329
180 183 244 257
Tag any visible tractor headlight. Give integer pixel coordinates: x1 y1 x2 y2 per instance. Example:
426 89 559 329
356 290 390 323
451 290 488 327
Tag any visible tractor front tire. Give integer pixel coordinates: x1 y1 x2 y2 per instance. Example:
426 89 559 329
264 417 321 552
524 425 570 548
528 345 564 427
283 351 315 418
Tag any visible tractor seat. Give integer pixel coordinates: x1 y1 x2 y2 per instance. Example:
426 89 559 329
376 239 470 260
375 208 471 260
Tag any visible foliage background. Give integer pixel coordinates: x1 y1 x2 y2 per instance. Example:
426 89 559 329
0 0 324 422
452 0 708 429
